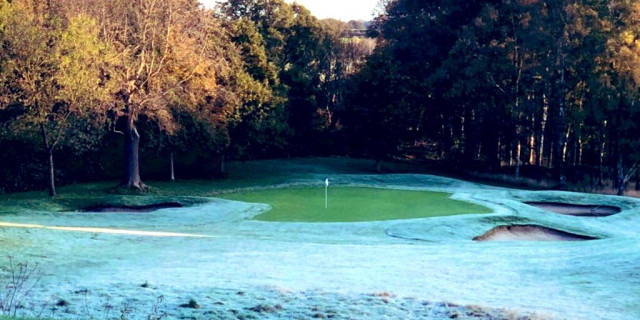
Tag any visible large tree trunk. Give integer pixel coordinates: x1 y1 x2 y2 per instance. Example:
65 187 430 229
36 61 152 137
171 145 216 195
40 124 56 197
122 115 145 190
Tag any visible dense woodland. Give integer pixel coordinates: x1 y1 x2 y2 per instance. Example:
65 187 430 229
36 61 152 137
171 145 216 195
1 0 640 196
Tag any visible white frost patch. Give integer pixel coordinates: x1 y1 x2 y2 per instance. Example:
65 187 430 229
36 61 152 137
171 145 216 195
0 222 212 238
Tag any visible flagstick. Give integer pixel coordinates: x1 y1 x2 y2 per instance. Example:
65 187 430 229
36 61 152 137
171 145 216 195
325 178 329 209
325 184 328 209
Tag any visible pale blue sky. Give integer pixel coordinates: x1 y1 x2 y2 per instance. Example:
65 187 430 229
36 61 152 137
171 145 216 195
200 0 379 21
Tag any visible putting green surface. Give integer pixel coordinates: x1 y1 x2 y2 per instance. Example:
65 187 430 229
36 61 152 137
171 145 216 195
222 187 492 222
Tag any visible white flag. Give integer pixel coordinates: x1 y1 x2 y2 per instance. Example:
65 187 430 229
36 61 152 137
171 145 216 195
325 178 329 187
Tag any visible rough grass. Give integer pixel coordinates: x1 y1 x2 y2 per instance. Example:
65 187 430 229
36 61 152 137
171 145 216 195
221 187 491 222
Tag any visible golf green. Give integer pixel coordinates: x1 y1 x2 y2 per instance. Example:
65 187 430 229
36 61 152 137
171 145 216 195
222 187 492 222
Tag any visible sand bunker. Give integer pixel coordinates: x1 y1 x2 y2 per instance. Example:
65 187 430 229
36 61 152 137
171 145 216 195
83 202 183 213
524 202 620 217
473 225 598 242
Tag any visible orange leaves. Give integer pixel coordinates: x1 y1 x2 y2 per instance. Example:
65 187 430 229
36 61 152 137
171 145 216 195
94 0 227 135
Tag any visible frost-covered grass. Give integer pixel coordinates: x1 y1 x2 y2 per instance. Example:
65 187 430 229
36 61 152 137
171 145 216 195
222 187 491 222
0 317 55 320
0 158 639 320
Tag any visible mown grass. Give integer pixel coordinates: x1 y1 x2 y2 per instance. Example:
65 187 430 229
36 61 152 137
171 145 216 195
0 157 490 221
221 187 491 222
0 158 392 214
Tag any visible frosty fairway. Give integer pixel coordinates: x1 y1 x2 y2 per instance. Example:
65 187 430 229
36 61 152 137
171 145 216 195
0 173 639 319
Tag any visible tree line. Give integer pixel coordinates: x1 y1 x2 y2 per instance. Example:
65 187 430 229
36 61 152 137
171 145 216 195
345 0 640 195
0 0 373 195
2 0 640 196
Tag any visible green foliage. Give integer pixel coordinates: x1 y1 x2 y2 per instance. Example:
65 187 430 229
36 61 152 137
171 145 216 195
5 0 640 196
344 0 640 193
0 1 116 195
0 0 378 193
0 4 113 148
224 17 291 157
220 0 372 156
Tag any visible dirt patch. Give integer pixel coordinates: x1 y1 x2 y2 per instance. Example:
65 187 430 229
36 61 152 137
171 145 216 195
83 202 183 213
524 202 620 217
473 225 598 242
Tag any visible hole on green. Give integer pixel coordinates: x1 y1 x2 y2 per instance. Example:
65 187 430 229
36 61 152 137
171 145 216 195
222 187 492 222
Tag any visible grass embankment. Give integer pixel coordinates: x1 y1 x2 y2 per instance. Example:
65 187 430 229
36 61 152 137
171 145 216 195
0 158 490 221
222 187 491 222
0 158 395 213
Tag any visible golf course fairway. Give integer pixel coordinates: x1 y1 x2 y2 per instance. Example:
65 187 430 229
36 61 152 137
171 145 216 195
222 187 492 222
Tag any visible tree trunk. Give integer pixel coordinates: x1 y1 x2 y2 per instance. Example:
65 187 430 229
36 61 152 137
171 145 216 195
463 104 475 162
554 118 567 188
375 159 382 173
47 150 55 197
40 124 56 197
515 141 521 178
122 115 145 190
578 138 583 166
170 152 175 182
553 50 567 189
538 97 548 167
219 154 226 175
562 126 571 165
617 152 625 196
509 146 514 167
598 126 606 187
529 124 536 165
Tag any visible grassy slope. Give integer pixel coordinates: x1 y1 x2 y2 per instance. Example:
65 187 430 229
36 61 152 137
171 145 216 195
221 187 491 222
0 158 384 214
0 158 489 220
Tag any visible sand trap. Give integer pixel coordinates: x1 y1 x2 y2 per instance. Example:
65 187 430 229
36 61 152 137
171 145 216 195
473 225 598 242
524 202 620 217
83 202 183 213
